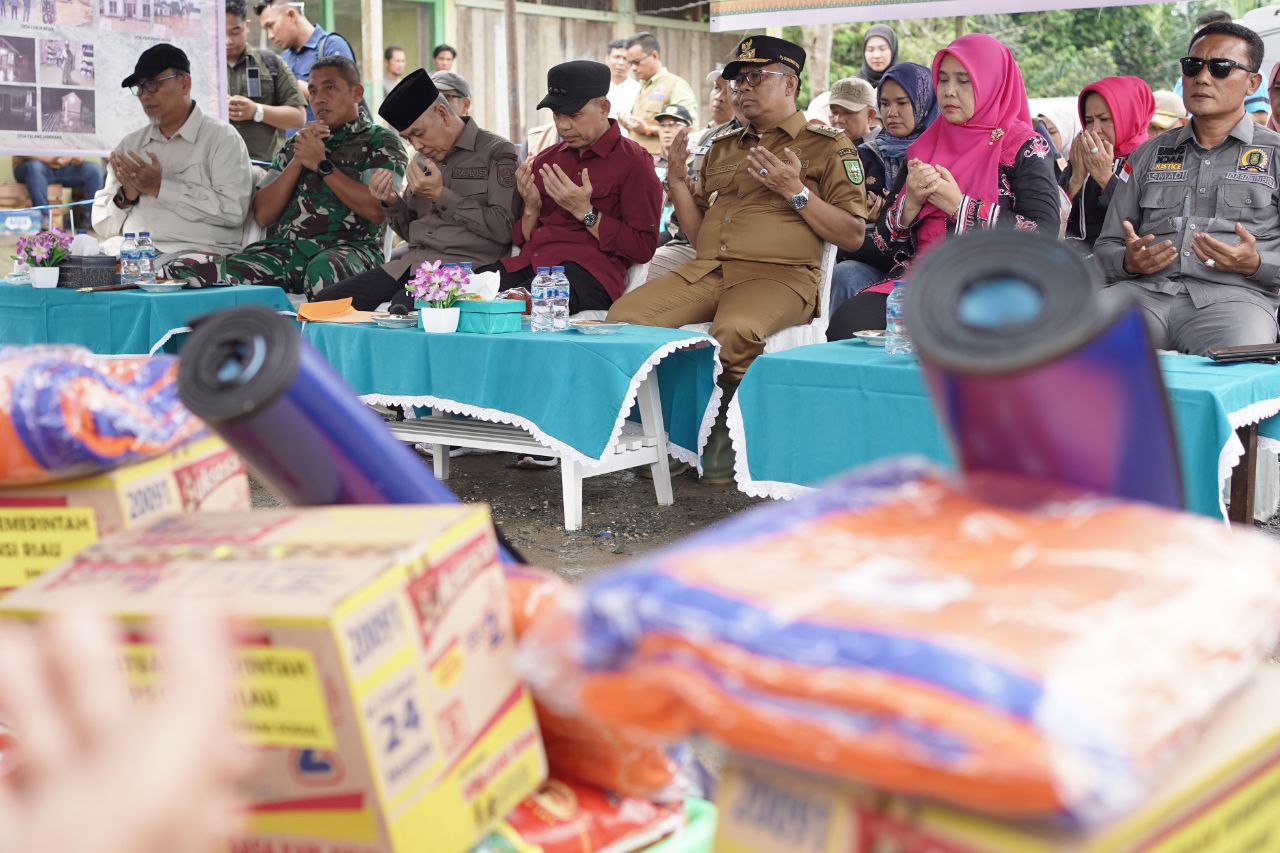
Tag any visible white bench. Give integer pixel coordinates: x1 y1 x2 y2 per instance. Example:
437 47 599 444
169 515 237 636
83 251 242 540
385 370 675 531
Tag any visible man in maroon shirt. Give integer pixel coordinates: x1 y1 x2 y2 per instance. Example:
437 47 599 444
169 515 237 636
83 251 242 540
494 60 663 312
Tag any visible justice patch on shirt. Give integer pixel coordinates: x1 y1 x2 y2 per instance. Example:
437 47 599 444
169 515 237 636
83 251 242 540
844 159 863 184
1152 146 1186 172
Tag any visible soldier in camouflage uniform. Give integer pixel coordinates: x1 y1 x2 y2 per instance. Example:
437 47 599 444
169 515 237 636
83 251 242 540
171 57 407 296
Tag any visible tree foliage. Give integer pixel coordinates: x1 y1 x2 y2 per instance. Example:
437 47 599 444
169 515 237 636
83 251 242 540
793 0 1271 106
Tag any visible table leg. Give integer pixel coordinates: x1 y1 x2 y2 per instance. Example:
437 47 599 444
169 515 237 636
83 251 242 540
561 457 583 531
636 374 674 507
1229 424 1258 525
430 410 450 480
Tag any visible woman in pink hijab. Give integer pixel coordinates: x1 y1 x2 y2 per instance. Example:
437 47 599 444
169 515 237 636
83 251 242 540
1062 76 1156 250
828 33 1060 340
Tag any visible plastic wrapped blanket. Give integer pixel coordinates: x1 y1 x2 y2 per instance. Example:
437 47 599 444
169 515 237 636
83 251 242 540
517 459 1280 825
0 346 204 486
505 564 689 801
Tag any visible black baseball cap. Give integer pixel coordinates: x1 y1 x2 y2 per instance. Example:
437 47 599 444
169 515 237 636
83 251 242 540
722 35 806 81
654 105 693 125
537 60 610 114
121 43 190 89
379 68 441 131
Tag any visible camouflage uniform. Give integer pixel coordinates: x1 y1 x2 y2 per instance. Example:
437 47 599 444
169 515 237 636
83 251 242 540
171 116 407 296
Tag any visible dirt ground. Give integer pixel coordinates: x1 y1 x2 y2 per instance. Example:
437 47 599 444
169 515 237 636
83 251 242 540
249 450 763 581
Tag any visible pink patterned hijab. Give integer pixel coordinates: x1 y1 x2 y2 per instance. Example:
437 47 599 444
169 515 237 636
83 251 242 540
905 34 1038 252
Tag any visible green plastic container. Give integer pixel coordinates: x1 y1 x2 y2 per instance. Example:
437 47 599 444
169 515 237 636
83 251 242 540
641 799 716 853
457 299 524 334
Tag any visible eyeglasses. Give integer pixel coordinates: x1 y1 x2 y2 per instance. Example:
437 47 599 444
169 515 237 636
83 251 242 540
1179 56 1258 79
129 73 183 97
729 69 792 91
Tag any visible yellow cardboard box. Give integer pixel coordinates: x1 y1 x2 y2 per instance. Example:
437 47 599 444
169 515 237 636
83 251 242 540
0 435 249 590
0 505 547 853
715 665 1280 853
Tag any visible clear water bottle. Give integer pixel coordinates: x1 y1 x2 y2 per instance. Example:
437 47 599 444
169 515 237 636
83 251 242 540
550 265 570 331
530 266 553 332
885 279 914 355
119 233 139 286
135 231 156 286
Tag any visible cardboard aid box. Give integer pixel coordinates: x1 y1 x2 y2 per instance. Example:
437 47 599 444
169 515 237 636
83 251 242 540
715 664 1280 853
0 435 249 590
0 505 547 853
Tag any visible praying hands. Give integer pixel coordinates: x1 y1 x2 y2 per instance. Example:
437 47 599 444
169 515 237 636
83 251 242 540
109 150 162 200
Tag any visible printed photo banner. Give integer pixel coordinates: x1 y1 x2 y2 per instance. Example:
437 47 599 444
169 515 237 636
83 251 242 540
0 0 226 156
711 0 1188 32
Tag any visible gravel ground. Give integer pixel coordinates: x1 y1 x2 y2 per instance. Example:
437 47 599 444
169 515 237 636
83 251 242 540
249 449 763 580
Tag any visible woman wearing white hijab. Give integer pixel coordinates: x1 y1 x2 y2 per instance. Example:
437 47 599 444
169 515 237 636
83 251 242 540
1028 96 1081 158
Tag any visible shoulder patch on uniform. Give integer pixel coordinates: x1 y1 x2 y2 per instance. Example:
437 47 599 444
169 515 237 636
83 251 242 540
805 124 842 138
496 160 516 188
710 125 746 143
843 159 863 185
836 147 857 158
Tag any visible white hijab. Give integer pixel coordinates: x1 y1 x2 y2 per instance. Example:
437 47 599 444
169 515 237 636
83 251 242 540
1027 96 1081 155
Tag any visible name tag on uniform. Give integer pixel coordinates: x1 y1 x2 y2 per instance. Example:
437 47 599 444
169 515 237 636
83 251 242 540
704 163 736 176
1147 170 1187 183
452 167 489 180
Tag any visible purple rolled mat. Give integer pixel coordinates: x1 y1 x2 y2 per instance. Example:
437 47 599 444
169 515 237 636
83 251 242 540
176 306 520 561
905 230 1183 510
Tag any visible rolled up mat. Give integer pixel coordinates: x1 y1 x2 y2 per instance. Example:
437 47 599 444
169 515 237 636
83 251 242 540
176 306 520 562
905 230 1183 510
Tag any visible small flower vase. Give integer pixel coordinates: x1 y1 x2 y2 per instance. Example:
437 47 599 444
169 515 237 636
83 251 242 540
29 266 60 289
416 300 460 333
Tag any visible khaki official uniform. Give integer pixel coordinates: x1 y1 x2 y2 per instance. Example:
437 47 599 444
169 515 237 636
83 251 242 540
382 118 520 278
629 67 699 157
227 46 306 163
609 110 867 383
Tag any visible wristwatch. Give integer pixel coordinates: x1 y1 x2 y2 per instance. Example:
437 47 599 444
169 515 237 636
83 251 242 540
581 207 600 227
316 159 335 177
253 103 265 123
789 186 811 211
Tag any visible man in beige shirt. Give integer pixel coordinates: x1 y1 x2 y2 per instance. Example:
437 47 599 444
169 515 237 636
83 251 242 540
619 32 698 157
92 44 253 259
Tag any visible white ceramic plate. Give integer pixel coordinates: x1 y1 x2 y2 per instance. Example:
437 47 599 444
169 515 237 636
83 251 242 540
137 281 185 294
371 312 418 329
854 329 887 347
570 320 626 336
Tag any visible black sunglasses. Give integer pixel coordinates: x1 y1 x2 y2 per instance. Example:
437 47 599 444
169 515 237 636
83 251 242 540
1179 56 1258 79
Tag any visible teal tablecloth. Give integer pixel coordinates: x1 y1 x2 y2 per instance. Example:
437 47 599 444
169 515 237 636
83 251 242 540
0 283 293 355
303 322 721 465
730 342 1280 519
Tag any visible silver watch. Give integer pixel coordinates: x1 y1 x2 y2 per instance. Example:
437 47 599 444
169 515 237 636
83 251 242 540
581 207 599 227
253 103 265 123
789 186 811 210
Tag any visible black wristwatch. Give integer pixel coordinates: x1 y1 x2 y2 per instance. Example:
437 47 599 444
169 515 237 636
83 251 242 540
114 188 138 208
316 159 335 177
581 207 599 227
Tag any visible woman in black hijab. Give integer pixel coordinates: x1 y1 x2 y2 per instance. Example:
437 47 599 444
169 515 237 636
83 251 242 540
858 24 898 87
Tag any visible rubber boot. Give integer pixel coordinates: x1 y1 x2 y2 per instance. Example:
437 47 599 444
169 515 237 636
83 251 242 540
699 386 736 485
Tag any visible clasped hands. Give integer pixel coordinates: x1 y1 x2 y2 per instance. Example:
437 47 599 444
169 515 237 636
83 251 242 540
1122 220 1261 277
109 149 162 200
905 158 963 218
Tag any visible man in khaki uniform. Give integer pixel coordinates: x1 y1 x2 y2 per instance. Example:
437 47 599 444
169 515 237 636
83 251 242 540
312 69 519 310
619 32 698 157
609 35 867 482
225 0 306 163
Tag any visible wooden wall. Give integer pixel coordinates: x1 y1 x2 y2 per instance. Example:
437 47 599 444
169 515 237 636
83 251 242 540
456 3 747 142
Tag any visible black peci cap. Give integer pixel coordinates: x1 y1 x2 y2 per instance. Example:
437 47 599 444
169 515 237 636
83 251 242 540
121 43 191 88
378 68 441 131
722 35 806 81
536 60 610 114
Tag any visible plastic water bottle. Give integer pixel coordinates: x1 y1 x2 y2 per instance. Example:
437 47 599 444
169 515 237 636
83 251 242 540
530 267 553 332
550 266 570 331
120 233 139 286
885 279 914 355
135 231 156 286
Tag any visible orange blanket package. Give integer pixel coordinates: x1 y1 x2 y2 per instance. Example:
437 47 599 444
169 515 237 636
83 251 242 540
505 564 687 801
516 460 1280 826
0 346 204 486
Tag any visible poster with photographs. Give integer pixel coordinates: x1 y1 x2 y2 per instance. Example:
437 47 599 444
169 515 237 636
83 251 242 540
0 0 225 155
